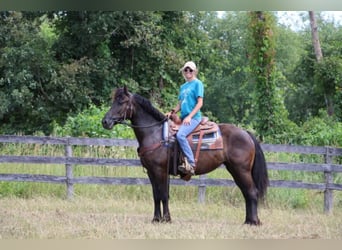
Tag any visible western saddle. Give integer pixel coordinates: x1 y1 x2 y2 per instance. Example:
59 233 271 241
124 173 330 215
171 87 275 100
165 114 223 179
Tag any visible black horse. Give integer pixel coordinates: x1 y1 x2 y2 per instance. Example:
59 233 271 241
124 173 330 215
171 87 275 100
102 86 268 225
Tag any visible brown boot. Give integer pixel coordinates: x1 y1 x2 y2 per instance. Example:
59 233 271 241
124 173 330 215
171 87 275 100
189 164 196 175
184 158 196 175
178 158 195 175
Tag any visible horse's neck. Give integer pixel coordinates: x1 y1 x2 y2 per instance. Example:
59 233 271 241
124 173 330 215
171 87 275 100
131 111 163 147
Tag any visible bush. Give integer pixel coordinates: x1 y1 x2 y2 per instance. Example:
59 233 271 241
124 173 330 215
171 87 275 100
300 111 342 147
265 110 342 147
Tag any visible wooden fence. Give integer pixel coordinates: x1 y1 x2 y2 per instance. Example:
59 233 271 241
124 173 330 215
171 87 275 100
0 135 341 213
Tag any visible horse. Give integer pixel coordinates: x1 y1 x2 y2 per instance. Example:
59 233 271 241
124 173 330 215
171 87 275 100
102 86 269 225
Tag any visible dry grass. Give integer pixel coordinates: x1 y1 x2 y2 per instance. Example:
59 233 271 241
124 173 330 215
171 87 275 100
0 196 341 239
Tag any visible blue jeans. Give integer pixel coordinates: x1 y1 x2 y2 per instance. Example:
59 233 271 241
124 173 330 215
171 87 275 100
176 118 201 166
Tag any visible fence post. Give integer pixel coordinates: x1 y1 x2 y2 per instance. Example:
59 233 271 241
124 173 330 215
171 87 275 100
65 137 74 199
324 146 333 213
198 174 207 204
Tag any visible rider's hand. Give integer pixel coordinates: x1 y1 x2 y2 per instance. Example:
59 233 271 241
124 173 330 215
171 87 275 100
182 116 191 125
165 109 175 118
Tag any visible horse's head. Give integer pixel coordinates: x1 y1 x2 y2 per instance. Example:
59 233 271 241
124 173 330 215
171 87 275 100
102 86 134 130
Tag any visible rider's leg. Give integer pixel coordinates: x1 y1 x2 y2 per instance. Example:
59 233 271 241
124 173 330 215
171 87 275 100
176 118 200 170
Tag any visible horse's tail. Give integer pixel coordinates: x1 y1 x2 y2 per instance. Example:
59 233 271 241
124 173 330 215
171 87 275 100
247 131 269 200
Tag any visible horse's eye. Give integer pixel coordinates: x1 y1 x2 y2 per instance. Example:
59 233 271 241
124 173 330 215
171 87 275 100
116 96 124 104
119 94 131 104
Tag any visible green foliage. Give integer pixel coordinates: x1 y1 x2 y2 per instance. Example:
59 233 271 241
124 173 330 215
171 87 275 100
248 11 288 139
0 10 341 144
314 57 342 95
285 17 342 123
0 12 59 133
265 109 342 147
300 111 342 146
314 56 342 117
0 12 120 134
204 12 254 124
39 15 58 47
285 53 321 122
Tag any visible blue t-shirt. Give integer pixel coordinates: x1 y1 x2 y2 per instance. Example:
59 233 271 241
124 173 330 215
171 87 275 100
178 79 204 120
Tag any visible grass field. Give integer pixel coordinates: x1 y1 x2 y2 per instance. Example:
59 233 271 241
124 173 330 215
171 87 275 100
0 195 341 239
1 142 342 239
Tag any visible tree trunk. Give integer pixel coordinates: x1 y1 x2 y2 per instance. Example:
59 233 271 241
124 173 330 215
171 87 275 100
309 11 323 62
309 11 334 116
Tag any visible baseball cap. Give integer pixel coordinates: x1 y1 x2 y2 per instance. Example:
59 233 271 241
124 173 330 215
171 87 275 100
180 61 197 72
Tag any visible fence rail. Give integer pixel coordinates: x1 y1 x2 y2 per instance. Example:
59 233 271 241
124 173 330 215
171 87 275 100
0 135 341 212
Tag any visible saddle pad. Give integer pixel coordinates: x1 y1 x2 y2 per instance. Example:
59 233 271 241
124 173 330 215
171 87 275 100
190 130 223 150
165 117 224 151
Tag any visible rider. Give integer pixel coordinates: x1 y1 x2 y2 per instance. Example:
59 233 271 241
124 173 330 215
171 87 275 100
166 61 204 175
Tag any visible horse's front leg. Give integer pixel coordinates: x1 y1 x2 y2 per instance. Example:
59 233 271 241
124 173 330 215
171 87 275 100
147 169 171 223
152 197 162 223
149 177 162 223
161 196 171 222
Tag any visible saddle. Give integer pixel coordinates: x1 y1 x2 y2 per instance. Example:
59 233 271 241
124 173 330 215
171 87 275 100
169 115 223 151
164 114 223 179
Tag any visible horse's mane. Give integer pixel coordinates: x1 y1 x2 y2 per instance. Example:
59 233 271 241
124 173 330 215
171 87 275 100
133 93 166 121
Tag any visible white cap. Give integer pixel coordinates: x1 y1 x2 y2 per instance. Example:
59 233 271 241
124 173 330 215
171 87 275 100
180 61 197 72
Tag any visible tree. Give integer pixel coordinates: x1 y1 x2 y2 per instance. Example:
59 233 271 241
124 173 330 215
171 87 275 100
52 11 203 107
249 11 281 139
0 12 60 133
0 11 113 134
203 12 254 124
310 11 335 117
1 11 340 135
287 12 342 122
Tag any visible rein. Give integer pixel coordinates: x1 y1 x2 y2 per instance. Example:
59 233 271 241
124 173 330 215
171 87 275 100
118 118 167 129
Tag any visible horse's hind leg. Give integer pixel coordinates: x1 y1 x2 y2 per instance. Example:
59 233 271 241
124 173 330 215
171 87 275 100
240 180 260 225
226 167 260 225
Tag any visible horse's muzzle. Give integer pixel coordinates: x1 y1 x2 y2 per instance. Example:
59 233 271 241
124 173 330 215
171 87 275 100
102 117 115 129
102 116 124 129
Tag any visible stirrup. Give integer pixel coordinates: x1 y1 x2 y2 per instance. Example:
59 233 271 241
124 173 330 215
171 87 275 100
178 158 195 175
178 157 191 171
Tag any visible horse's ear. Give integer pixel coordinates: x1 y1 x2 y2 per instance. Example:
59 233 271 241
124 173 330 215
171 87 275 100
123 85 129 96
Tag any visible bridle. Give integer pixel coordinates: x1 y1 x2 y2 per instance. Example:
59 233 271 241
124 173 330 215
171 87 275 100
112 94 168 129
110 93 169 158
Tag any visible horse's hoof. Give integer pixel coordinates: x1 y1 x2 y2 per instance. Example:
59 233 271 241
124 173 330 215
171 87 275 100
151 217 161 223
244 219 261 226
162 216 172 223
